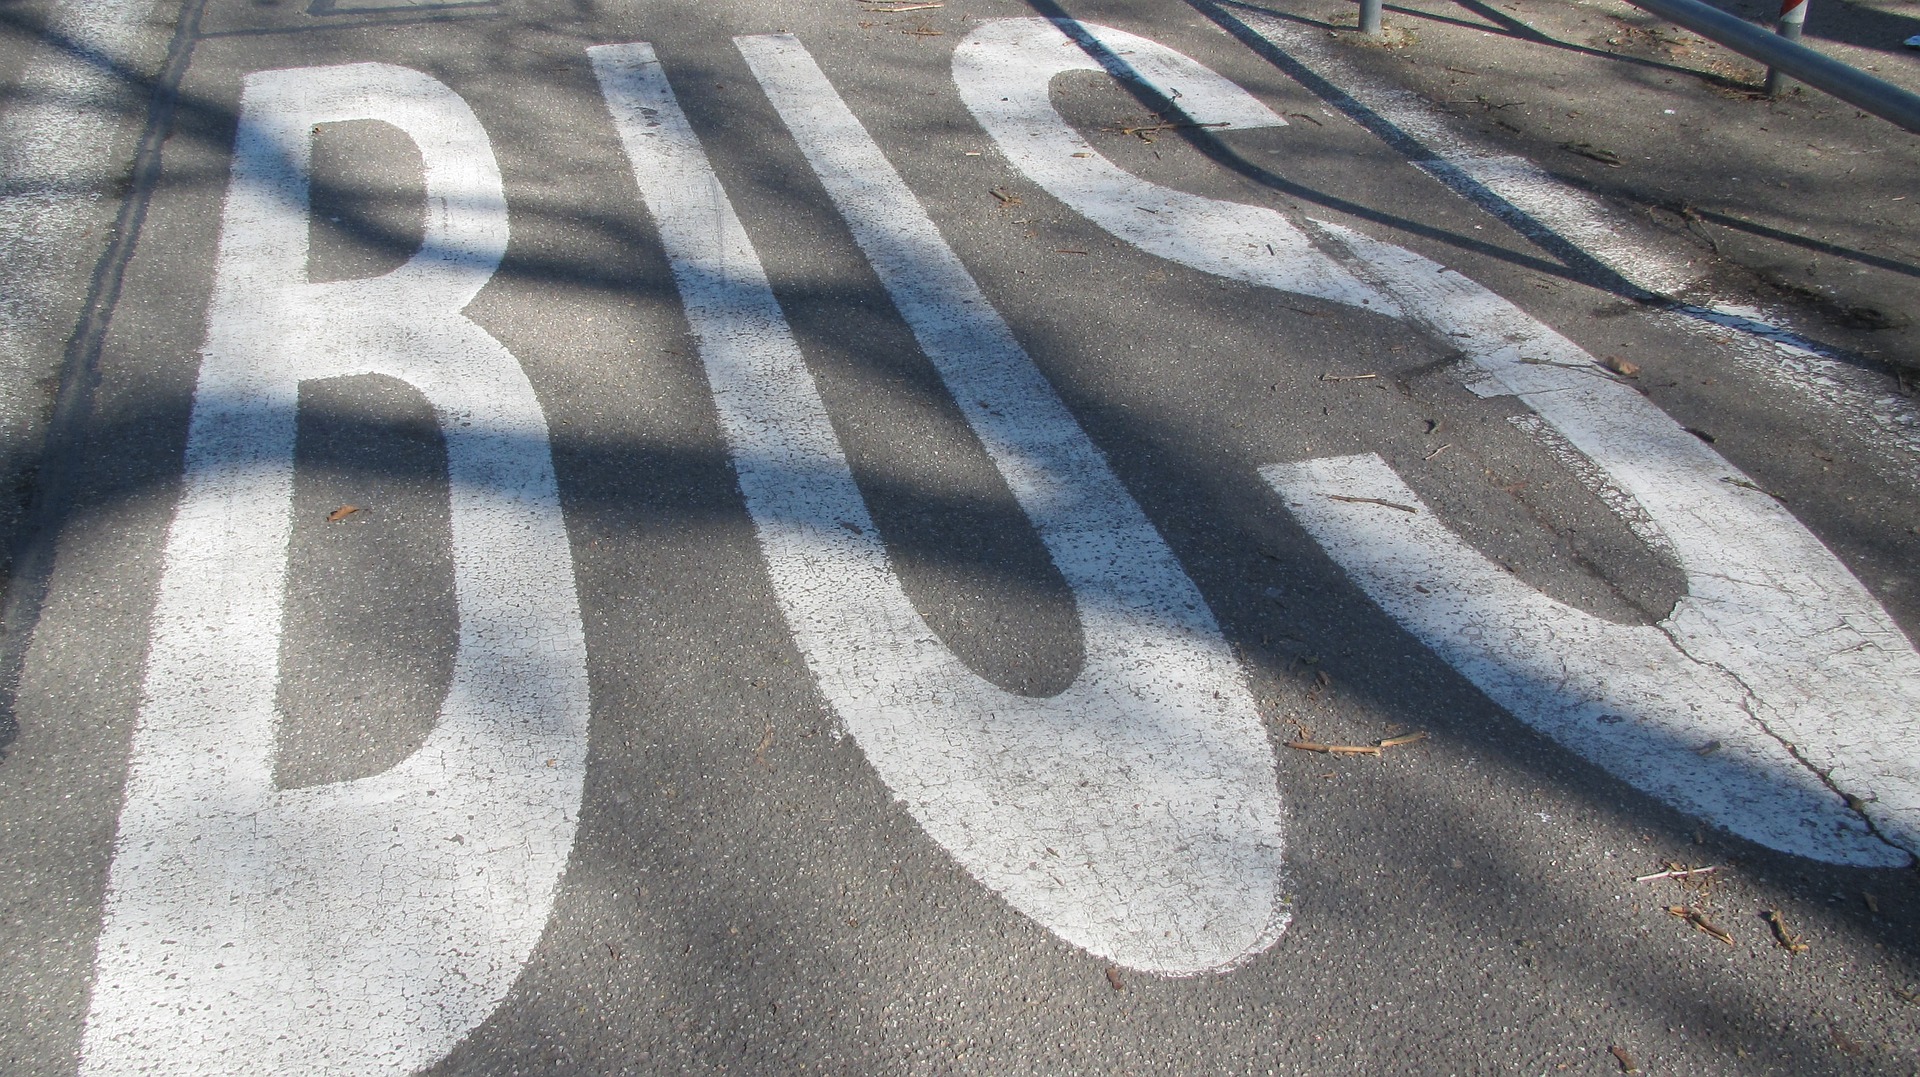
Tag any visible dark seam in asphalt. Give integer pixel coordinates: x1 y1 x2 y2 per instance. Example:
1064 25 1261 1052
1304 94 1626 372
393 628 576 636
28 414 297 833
0 0 211 760
196 9 501 40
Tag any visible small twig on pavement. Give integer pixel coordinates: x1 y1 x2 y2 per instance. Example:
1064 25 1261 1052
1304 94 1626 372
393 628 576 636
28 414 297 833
1325 494 1418 513
1285 740 1383 756
1762 909 1809 953
1634 865 1717 882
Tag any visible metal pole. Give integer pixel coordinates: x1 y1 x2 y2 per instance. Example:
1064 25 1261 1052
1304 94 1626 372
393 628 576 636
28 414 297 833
1621 0 1920 134
1359 0 1383 36
1765 0 1808 96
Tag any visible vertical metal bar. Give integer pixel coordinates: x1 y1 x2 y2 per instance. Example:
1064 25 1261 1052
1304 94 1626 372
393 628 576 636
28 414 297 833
1766 0 1808 96
1359 0 1383 36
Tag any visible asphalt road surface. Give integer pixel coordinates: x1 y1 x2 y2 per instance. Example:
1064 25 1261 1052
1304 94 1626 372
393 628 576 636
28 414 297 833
2 0 1918 1074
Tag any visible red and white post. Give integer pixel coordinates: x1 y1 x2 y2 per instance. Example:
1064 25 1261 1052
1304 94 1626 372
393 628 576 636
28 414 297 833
1766 0 1808 96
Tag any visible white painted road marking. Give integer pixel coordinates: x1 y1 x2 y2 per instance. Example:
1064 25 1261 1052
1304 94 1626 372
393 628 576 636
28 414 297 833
594 38 1287 975
1268 453 1891 862
1296 223 1920 865
1201 0 1920 491
61 29 1916 1076
953 19 1380 312
81 64 591 1077
958 18 1919 865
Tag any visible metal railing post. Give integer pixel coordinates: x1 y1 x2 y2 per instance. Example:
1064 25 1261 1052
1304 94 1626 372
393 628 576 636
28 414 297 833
1766 0 1809 96
1619 0 1920 133
1359 0 1383 36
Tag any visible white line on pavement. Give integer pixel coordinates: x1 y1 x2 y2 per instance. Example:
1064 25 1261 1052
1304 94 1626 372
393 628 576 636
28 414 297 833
593 38 1288 976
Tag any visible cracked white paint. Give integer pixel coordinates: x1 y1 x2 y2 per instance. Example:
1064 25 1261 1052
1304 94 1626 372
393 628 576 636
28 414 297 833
959 18 1919 865
1268 453 1892 862
1296 224 1920 865
593 39 1286 974
1505 413 1673 559
81 64 590 1076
